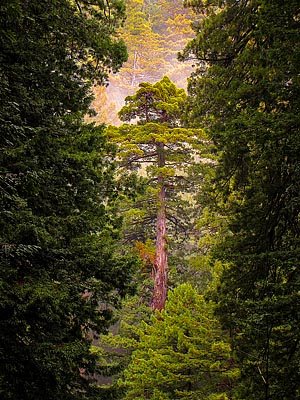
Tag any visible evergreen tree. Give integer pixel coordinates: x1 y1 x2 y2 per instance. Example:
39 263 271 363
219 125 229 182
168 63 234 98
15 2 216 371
90 293 153 399
0 1 134 399
120 284 238 400
107 77 208 310
111 0 165 92
182 1 300 398
149 0 194 87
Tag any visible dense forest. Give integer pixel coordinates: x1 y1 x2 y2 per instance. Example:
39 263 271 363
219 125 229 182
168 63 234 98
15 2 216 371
0 1 299 400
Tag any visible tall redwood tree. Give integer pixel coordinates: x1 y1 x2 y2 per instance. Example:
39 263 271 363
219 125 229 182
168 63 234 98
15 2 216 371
107 77 207 310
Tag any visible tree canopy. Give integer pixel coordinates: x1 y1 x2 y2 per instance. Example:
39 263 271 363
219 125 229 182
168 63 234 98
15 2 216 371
120 284 238 400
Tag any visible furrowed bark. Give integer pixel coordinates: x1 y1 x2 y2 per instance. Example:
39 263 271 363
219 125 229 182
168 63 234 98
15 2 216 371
151 142 168 310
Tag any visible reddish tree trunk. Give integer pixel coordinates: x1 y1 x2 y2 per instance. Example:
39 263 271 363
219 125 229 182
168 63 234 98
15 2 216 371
151 142 168 311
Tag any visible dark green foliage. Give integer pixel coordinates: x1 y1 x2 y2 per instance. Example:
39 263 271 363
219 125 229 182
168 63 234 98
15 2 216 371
183 0 300 398
0 0 133 399
91 294 152 399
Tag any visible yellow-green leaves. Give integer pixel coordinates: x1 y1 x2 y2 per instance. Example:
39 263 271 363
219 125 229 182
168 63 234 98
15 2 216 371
120 284 238 400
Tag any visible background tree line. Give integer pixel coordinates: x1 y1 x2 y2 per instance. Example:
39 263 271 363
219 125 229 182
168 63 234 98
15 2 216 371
88 0 195 125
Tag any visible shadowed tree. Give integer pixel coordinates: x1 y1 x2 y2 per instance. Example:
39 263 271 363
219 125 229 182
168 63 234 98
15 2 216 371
181 0 300 398
0 0 136 399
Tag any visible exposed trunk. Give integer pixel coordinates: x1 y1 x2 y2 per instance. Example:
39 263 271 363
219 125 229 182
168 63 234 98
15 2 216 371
151 142 168 310
131 51 139 87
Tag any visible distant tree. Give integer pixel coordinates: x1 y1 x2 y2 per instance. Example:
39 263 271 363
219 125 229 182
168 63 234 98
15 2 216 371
107 76 209 310
111 0 165 90
105 0 195 125
182 0 300 398
120 284 238 400
0 1 135 399
148 0 195 81
150 0 193 34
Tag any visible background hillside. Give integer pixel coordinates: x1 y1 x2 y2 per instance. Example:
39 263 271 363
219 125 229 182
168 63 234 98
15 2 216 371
88 0 195 125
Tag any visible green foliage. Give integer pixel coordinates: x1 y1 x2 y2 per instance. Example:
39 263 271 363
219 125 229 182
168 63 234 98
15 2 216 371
119 284 238 400
114 0 165 87
106 78 210 295
0 0 134 399
183 0 300 398
90 294 152 399
98 0 194 125
119 76 187 125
